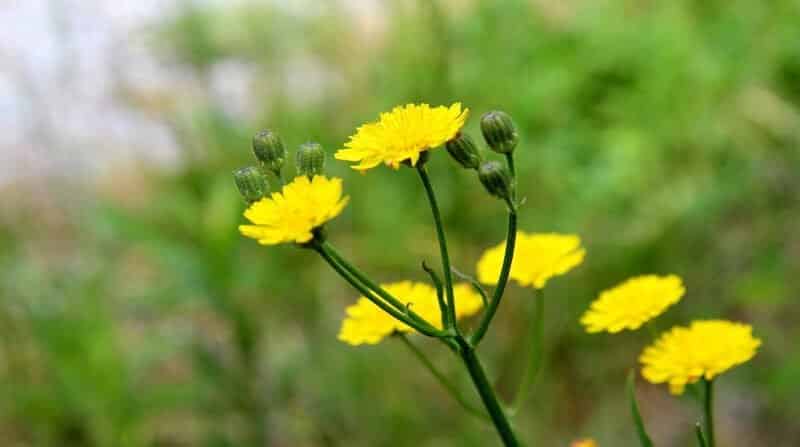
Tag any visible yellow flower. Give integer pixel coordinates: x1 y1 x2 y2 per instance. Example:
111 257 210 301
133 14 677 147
477 232 585 289
570 439 598 447
335 103 469 171
580 274 685 334
338 281 484 346
239 175 349 245
639 320 761 394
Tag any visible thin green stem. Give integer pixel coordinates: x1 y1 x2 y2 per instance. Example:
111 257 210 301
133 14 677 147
320 240 441 334
470 210 517 346
398 334 487 421
451 266 490 308
703 378 715 447
422 262 448 330
313 242 444 338
510 289 545 415
456 337 521 446
417 166 458 332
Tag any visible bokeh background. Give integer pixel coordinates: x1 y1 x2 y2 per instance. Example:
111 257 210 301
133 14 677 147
2 0 799 445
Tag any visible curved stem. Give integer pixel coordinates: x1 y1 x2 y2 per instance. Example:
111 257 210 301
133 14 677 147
398 334 488 421
320 240 442 334
703 378 715 447
417 166 458 332
510 289 545 415
470 210 517 346
313 242 444 338
456 337 521 446
451 266 490 308
422 262 448 330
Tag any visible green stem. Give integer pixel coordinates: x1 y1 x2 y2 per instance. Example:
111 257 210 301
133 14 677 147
422 262 448 330
695 423 709 447
470 210 517 346
398 334 487 421
510 289 545 414
456 337 521 446
703 378 715 447
320 240 441 334
313 242 444 338
417 166 458 332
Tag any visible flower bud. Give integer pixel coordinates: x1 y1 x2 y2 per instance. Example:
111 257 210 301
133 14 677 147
445 132 482 170
252 130 286 175
233 166 269 204
478 160 513 200
480 110 518 154
295 142 326 177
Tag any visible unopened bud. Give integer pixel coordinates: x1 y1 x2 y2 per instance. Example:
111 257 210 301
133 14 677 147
478 160 513 200
480 111 518 154
296 142 326 177
445 132 482 170
252 130 286 176
233 166 269 204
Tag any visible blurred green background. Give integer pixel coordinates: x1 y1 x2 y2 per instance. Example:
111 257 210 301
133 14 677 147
2 0 799 445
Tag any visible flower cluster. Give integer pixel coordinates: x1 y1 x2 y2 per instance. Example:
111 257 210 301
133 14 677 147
232 102 763 445
338 281 483 345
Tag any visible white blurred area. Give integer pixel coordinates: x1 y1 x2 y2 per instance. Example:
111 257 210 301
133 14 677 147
0 0 383 188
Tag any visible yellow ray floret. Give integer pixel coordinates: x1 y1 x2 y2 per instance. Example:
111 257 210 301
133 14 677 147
571 439 598 447
335 102 469 171
338 281 484 346
639 320 761 394
239 175 349 245
580 274 685 334
476 232 585 289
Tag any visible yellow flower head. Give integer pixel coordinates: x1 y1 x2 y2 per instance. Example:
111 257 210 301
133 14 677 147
338 281 483 346
239 175 349 245
639 320 761 394
570 439 598 447
335 103 469 171
580 274 685 334
477 232 585 289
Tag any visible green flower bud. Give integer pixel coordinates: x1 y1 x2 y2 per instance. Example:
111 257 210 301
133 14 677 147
233 166 269 204
252 130 286 175
445 132 483 170
478 160 513 200
296 142 326 177
480 110 518 154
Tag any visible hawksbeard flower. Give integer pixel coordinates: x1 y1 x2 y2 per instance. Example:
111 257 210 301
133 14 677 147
338 281 483 346
580 274 685 334
639 320 761 395
239 175 349 245
477 232 585 289
335 103 469 171
570 439 598 447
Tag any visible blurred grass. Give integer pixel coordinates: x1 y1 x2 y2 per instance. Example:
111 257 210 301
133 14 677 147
2 0 799 445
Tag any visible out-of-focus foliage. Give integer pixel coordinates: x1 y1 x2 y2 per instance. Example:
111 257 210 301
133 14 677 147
2 0 799 445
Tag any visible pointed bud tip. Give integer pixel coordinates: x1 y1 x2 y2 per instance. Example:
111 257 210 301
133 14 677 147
480 110 518 154
296 142 326 177
233 166 269 204
445 132 483 170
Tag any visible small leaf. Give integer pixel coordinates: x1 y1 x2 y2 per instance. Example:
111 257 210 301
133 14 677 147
695 423 709 447
627 370 655 447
